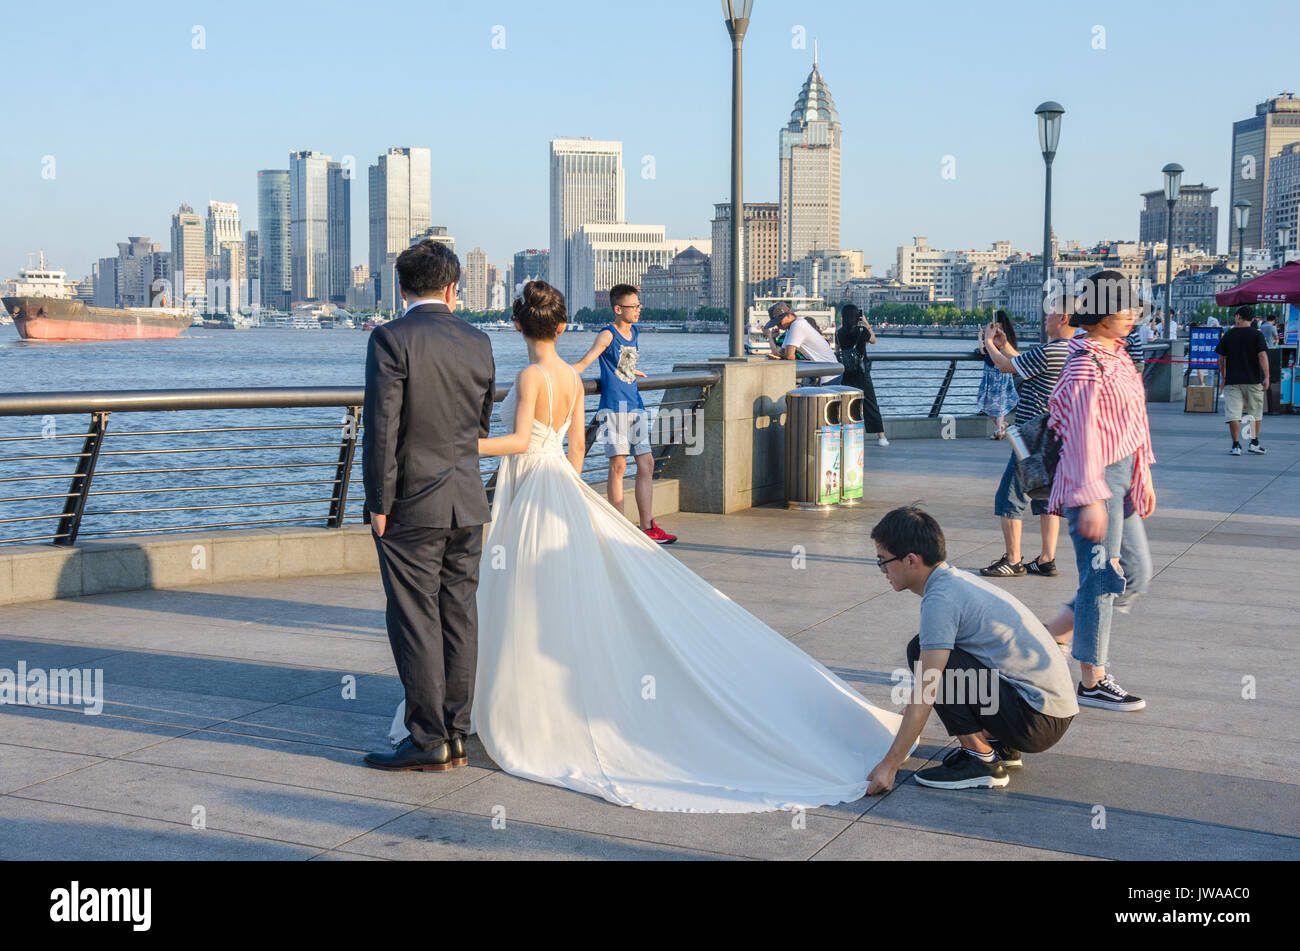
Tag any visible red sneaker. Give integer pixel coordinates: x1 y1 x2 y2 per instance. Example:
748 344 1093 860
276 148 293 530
643 520 677 545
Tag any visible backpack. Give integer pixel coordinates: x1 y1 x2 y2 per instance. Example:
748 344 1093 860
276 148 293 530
836 324 869 378
1013 349 1104 500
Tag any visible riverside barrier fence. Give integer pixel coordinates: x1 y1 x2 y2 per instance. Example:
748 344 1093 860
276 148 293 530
0 349 1166 546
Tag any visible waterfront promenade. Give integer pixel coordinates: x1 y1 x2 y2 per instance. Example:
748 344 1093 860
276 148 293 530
0 403 1296 860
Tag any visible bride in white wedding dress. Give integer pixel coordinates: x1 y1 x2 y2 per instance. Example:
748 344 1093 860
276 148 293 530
389 281 905 813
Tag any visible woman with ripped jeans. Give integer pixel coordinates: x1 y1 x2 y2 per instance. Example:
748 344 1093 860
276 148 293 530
1045 270 1155 711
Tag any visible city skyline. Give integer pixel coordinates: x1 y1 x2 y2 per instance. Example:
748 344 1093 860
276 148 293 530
5 0 1299 284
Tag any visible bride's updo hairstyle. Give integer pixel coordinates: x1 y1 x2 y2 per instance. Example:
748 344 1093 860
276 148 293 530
512 280 567 340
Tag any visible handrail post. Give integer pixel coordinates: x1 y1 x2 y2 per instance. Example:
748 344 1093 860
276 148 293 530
929 360 958 418
328 406 361 528
55 411 110 546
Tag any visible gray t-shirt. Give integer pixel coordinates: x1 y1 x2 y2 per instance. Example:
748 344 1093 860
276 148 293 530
918 563 1078 718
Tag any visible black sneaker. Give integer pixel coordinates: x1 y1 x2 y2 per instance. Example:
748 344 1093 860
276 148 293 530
990 741 1023 768
1024 557 1058 577
1248 441 1266 454
979 555 1027 578
914 747 1010 789
1229 443 1242 456
1077 676 1146 712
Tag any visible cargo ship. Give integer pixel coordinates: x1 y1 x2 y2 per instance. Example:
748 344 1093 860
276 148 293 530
3 254 190 341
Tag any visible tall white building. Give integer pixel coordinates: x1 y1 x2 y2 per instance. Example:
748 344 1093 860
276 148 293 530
549 138 625 305
170 203 205 312
290 150 331 302
205 201 241 261
464 247 489 312
896 237 959 298
779 51 842 270
368 147 432 312
570 223 670 312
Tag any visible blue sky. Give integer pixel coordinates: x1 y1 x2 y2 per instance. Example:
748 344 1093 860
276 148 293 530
4 0 1297 281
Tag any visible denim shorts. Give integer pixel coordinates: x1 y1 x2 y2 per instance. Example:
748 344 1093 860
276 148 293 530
994 451 1048 519
598 408 652 458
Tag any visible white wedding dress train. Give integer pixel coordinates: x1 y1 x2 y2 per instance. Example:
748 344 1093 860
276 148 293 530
389 365 904 812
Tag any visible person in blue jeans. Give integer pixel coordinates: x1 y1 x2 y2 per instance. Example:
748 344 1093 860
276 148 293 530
1058 457 1153 707
1044 270 1156 712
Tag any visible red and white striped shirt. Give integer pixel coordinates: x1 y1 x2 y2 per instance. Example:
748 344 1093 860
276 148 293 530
1047 336 1156 518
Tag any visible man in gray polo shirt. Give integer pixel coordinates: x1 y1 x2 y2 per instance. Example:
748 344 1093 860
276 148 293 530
865 506 1077 792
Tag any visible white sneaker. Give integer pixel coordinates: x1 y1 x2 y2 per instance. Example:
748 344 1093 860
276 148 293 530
877 436 890 447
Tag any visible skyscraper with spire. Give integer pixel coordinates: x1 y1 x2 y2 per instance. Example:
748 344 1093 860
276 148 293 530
779 44 842 271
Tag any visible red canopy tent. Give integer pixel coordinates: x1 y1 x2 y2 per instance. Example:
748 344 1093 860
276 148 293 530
1215 260 1300 306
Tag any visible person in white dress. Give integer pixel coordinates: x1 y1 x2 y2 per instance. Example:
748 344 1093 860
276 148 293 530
389 280 905 813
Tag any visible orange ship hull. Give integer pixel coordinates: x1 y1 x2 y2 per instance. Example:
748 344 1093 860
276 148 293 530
4 297 189 341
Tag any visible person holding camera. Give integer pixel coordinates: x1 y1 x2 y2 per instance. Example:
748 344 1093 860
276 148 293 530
834 304 887 447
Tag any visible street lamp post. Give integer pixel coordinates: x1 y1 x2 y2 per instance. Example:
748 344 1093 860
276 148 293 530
722 0 755 359
1233 200 1251 287
1278 226 1292 268
1034 102 1064 343
1161 163 1183 340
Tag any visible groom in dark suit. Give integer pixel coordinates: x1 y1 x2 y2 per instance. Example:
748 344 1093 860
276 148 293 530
362 240 496 771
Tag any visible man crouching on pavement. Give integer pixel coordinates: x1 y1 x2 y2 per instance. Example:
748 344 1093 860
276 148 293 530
866 506 1077 792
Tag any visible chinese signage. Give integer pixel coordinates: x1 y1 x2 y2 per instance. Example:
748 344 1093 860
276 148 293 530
1188 326 1222 369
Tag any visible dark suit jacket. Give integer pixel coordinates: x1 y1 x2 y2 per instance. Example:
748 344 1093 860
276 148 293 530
363 301 495 528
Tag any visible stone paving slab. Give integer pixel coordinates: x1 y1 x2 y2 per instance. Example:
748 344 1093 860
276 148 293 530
337 807 713 861
119 732 490 807
0 796 322 860
810 821 1102 861
420 770 852 861
11 759 415 851
0 404 1296 860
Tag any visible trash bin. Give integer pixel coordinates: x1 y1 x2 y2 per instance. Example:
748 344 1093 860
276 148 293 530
824 385 865 505
784 386 843 511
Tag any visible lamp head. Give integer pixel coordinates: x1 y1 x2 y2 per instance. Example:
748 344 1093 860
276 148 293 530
1035 101 1064 156
721 0 755 37
1233 199 1252 232
1162 163 1184 204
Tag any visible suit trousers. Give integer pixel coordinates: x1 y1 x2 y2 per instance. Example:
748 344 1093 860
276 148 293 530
373 520 483 751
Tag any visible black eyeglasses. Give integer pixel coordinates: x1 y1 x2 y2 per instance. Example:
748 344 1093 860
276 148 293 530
875 555 901 570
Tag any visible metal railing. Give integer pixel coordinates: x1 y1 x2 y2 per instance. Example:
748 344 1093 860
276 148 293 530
0 352 1050 547
797 351 988 417
0 374 718 547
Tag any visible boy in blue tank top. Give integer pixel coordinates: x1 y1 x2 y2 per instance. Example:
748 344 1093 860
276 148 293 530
574 284 676 544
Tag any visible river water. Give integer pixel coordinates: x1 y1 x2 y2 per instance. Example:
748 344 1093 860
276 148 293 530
0 326 978 542
1 325 973 391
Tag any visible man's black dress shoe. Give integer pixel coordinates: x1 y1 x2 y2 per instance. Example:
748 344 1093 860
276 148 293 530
449 735 468 768
364 737 454 772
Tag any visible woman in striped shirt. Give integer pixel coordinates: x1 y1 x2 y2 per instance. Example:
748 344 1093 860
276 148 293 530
1045 270 1155 712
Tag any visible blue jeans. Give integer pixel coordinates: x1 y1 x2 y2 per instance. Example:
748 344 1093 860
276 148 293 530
1064 454 1152 667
